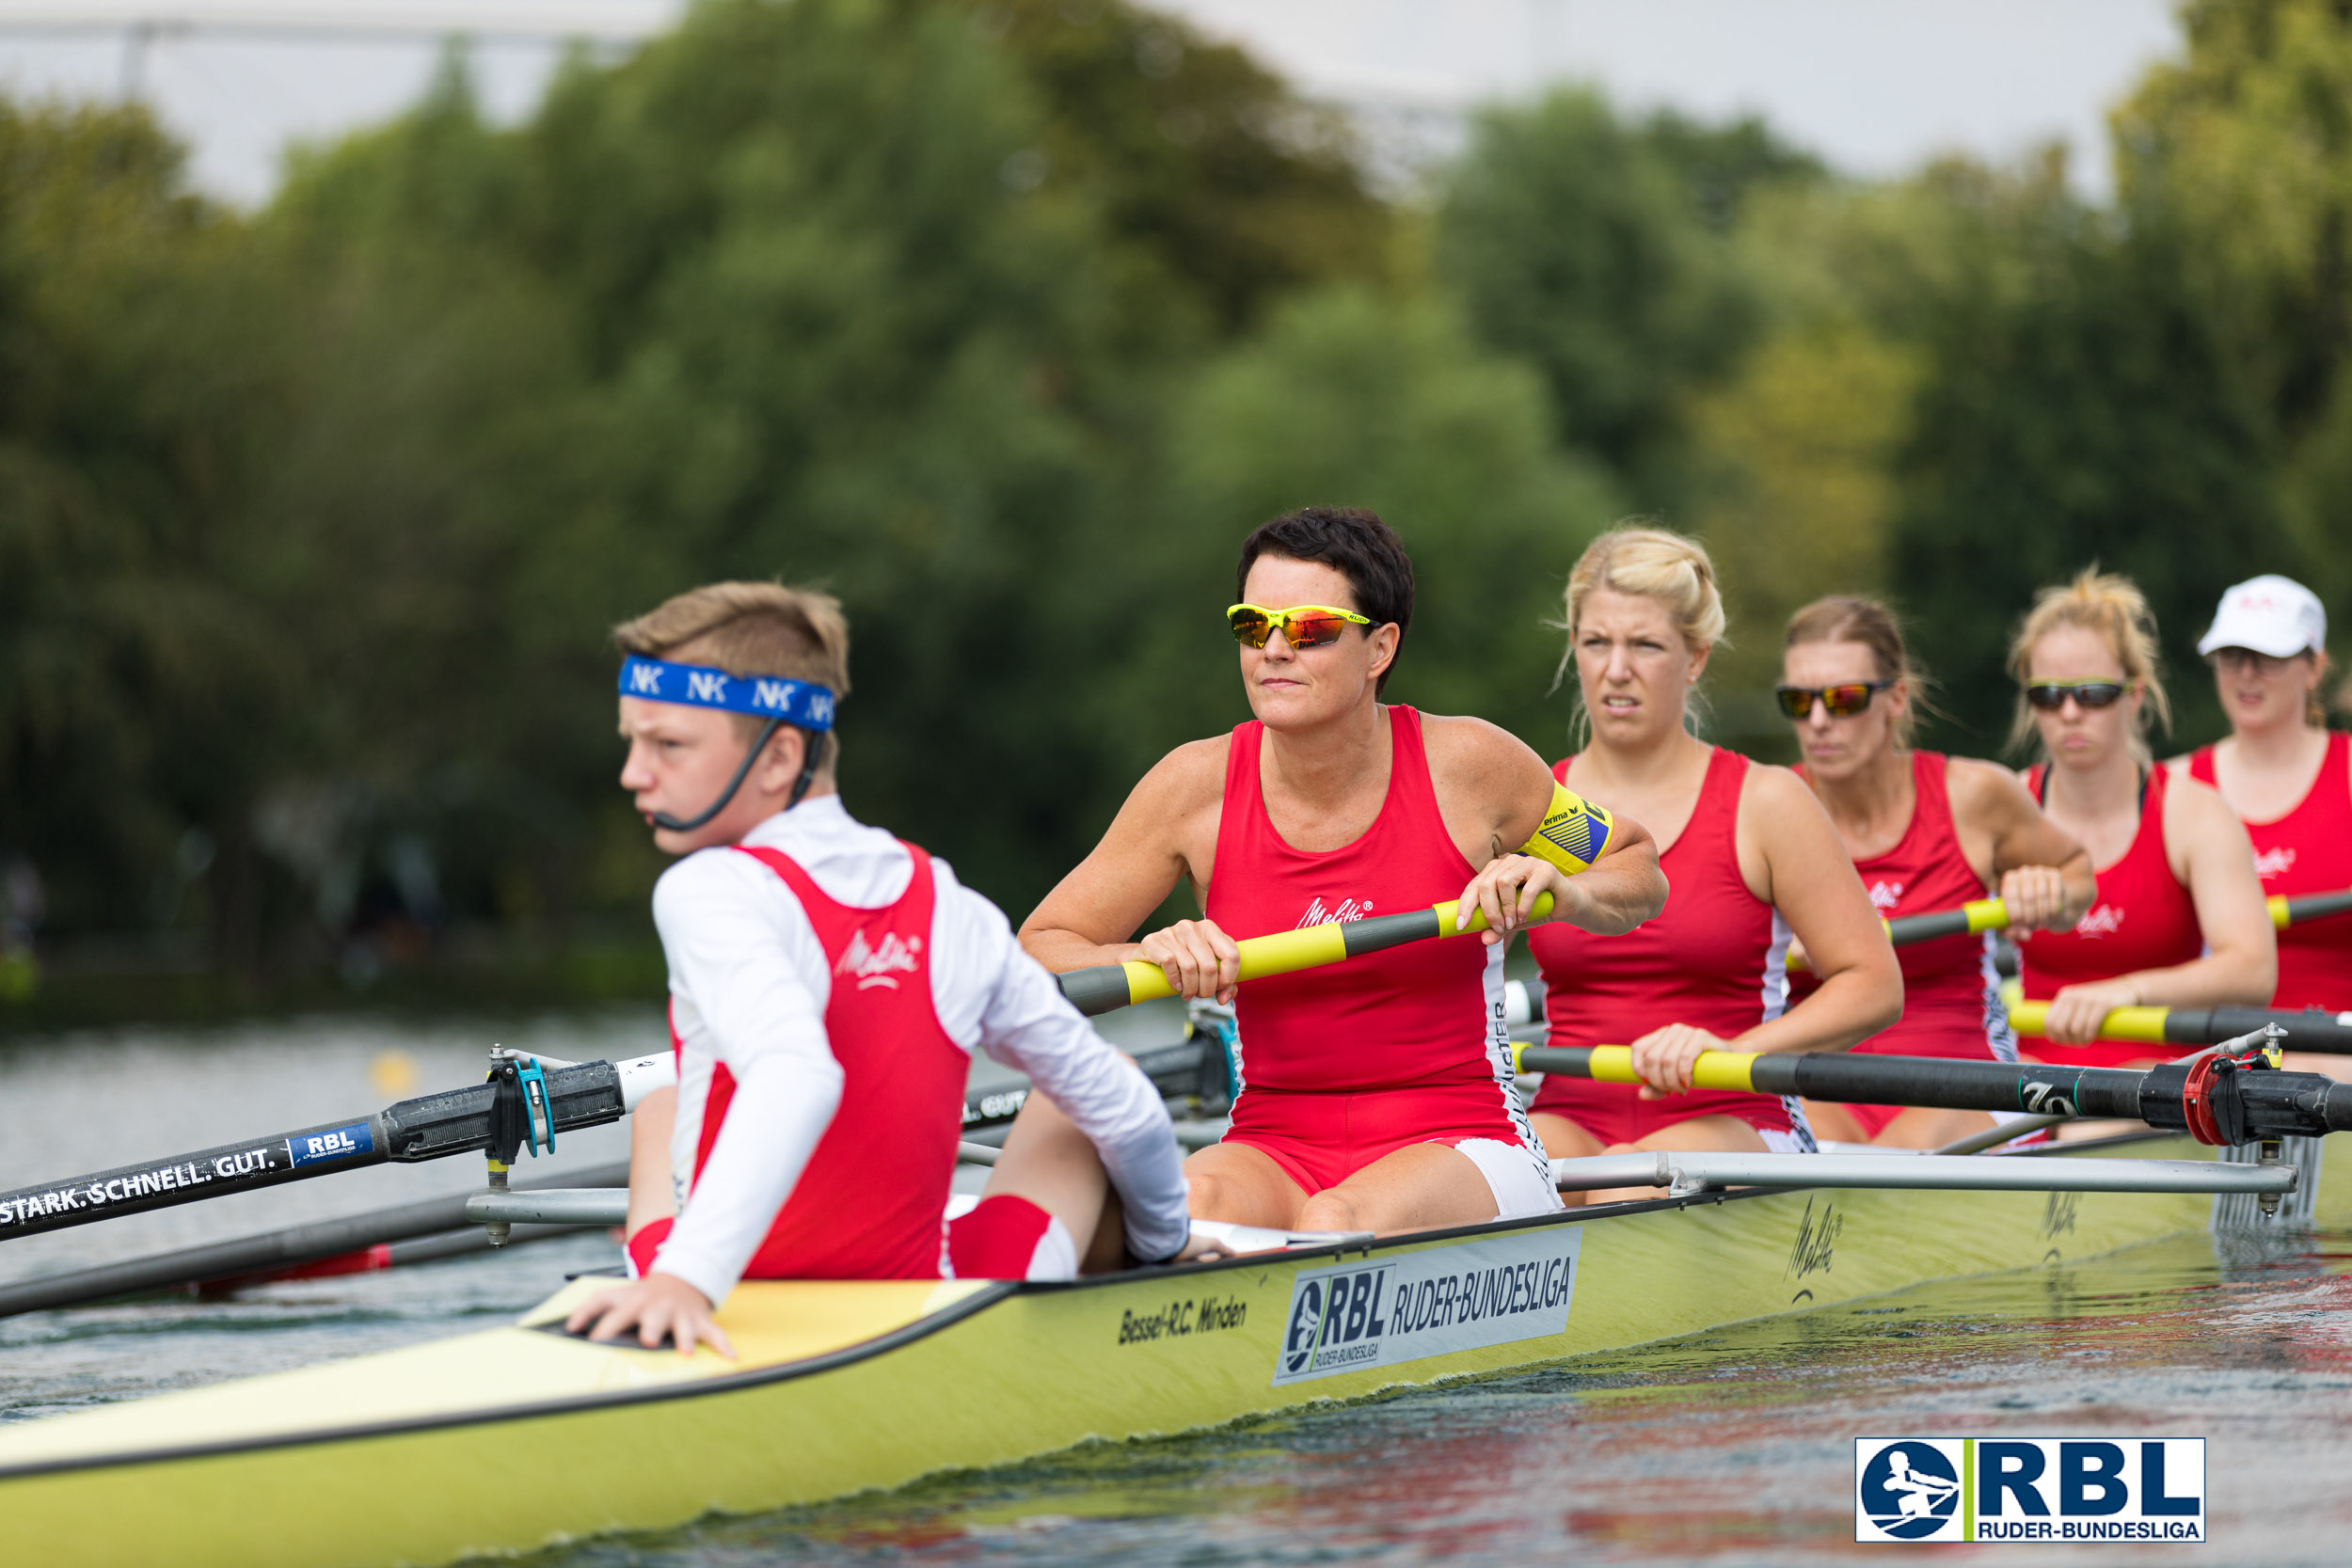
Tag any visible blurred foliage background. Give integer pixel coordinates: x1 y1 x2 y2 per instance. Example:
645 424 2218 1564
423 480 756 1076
1 0 2344 1022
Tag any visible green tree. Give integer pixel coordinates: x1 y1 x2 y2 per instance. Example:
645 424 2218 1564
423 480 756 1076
1437 88 1818 509
1885 164 2287 754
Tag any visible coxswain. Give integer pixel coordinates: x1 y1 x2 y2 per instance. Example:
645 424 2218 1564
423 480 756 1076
2009 570 2274 1069
1778 595 2094 1148
567 582 1192 1356
1020 508 1667 1235
2169 575 2352 1070
1523 530 1902 1198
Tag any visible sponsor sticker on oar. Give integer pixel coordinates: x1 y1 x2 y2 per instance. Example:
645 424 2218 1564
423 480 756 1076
1854 1437 2204 1543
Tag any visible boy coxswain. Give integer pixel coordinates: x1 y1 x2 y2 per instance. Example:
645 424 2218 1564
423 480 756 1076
1521 530 1903 1199
567 582 1193 1356
1021 508 1668 1237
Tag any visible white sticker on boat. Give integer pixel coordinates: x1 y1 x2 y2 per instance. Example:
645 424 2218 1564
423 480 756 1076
1271 1227 1581 1386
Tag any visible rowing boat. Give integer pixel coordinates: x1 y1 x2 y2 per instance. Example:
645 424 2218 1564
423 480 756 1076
0 1126 2335 1568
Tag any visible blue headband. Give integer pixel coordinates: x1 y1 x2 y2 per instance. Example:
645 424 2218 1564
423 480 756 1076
618 656 836 731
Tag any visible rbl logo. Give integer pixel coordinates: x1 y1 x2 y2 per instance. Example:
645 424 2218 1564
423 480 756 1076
1855 1437 2204 1544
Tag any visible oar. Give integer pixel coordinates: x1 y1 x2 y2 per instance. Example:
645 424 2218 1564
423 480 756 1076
1998 988 2352 1054
1788 896 2010 973
1516 1040 2352 1145
1057 893 1555 1016
0 1053 675 1244
2270 889 2352 928
0 1160 633 1319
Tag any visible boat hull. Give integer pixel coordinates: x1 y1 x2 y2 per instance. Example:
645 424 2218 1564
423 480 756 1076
0 1135 2331 1567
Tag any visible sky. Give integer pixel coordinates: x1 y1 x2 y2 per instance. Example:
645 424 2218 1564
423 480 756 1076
0 0 2185 208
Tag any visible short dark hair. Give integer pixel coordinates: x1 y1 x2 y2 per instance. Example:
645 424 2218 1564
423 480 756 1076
1235 508 1414 691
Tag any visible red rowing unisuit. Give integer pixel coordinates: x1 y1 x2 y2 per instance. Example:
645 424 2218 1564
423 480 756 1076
2016 765 2201 1069
2190 732 2352 1012
1528 748 1807 1145
1791 751 2015 1138
1206 705 1551 1204
671 845 967 1279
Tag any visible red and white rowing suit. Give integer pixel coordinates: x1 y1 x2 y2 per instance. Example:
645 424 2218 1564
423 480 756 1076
1528 748 1814 1149
635 796 1189 1303
1790 751 2016 1138
1206 705 1558 1219
2190 732 2352 1011
2015 765 2202 1069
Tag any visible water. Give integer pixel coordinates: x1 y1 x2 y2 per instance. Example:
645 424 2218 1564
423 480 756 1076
6 1017 2352 1565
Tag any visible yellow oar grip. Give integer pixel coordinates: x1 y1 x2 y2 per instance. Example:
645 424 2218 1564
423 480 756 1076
1115 919 1351 1006
1432 890 1556 937
1511 1042 1760 1092
1521 781 1613 876
2269 895 2291 929
1121 891 1556 1009
1965 897 2009 933
2002 1000 2172 1044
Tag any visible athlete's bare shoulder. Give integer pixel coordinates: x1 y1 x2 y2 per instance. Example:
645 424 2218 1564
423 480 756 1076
1943 753 2037 817
1418 711 1550 788
1420 711 1557 853
1132 733 1232 810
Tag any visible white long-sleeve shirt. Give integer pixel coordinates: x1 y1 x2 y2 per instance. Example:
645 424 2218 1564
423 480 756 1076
649 795 1188 1304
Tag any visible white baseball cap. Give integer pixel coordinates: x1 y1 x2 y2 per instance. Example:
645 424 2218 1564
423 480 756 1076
2198 575 2328 658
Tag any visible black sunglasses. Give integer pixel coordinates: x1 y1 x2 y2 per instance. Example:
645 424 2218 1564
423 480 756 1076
2023 681 2128 711
1774 680 1894 720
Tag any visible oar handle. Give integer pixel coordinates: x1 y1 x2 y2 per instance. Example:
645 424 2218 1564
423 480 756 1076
1058 892 1556 1018
1788 896 2010 973
1884 896 2010 946
2277 889 2352 928
1514 1042 2352 1139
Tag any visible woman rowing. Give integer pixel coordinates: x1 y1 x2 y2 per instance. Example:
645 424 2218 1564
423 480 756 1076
1778 596 2094 1148
2168 576 2352 1037
1021 507 1667 1236
2008 570 2274 1069
1523 529 1901 1198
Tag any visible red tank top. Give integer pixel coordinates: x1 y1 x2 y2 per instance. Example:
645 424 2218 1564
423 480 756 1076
1205 705 1509 1095
1527 748 1799 1133
1790 752 2012 1062
676 844 968 1280
2190 732 2352 1011
2016 765 2202 1069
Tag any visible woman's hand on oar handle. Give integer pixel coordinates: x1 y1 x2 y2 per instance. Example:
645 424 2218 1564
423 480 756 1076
2040 977 2144 1044
1454 854 1581 945
1136 918 1243 1006
1629 1023 1734 1097
1996 864 2072 932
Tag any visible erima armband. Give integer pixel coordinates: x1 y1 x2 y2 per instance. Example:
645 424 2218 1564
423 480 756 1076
1519 781 1613 876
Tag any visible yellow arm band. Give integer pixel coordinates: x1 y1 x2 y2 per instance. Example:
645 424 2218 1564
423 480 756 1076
1519 781 1613 877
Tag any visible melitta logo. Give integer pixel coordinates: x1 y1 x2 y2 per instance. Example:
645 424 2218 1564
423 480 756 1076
834 930 921 990
2072 905 2125 939
1854 1437 2204 1543
1270 1229 1581 1386
1295 896 1373 928
1867 879 1905 913
2253 846 2296 880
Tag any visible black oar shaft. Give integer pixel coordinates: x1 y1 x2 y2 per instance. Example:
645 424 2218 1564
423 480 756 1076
0 1161 633 1319
1883 908 1975 946
1518 1046 2352 1142
0 1061 628 1243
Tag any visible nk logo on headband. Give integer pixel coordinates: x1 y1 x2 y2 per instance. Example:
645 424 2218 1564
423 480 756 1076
1854 1437 2204 1544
